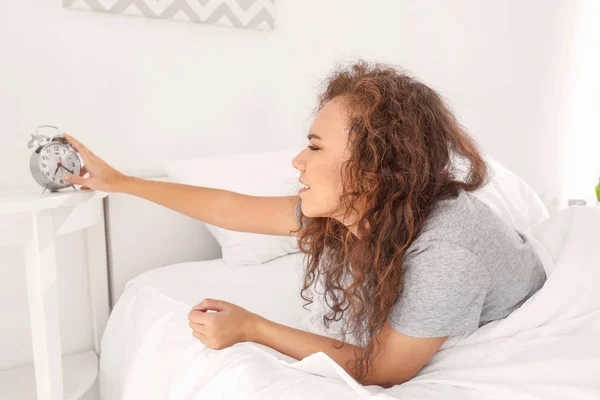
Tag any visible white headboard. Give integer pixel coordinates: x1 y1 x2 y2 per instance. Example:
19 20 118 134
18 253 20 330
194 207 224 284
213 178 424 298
105 176 222 308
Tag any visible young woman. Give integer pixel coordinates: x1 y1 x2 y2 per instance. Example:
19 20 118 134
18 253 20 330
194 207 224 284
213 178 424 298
63 60 546 388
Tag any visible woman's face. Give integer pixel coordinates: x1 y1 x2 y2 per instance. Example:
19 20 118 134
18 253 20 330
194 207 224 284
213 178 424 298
292 96 360 234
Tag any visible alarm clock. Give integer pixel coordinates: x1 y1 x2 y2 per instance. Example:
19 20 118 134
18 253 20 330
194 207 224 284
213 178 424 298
27 125 82 193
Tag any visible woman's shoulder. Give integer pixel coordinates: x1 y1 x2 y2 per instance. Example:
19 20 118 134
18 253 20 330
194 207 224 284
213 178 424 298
415 190 481 235
410 189 513 255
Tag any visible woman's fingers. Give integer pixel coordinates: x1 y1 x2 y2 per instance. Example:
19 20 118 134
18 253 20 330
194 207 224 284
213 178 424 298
63 132 81 151
64 133 94 160
189 321 205 330
64 173 89 186
63 134 94 182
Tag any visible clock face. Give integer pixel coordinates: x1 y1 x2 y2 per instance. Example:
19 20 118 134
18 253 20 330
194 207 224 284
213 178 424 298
38 143 80 185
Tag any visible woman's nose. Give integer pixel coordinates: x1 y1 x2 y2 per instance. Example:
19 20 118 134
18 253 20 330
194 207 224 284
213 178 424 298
292 152 304 170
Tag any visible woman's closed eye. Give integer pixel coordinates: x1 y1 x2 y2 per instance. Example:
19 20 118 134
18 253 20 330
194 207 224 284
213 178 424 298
308 145 319 151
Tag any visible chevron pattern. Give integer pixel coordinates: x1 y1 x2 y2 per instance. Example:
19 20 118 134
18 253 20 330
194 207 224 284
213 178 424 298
63 0 275 30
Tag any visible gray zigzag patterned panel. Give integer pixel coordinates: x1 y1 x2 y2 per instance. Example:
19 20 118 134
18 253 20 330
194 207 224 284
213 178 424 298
63 0 275 31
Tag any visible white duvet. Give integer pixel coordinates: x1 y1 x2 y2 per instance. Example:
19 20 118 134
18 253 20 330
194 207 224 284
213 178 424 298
99 206 600 400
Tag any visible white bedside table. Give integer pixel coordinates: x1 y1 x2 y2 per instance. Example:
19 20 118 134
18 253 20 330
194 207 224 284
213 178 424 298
0 185 110 400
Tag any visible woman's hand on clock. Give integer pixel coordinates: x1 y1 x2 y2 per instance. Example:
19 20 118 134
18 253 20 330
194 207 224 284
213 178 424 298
62 133 129 193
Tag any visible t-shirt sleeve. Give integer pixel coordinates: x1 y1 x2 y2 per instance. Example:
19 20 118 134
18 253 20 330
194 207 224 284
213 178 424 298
387 240 490 338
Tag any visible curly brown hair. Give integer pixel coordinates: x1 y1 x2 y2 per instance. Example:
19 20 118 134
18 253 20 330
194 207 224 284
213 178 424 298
291 60 490 383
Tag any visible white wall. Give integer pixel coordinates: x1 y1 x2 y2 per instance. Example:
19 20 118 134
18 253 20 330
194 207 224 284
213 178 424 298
562 0 600 205
0 0 581 370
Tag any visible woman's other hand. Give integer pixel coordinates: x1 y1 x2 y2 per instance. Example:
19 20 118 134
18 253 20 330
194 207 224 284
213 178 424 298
62 132 130 193
188 298 260 350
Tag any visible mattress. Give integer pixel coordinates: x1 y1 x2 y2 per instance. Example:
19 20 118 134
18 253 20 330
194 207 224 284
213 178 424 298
99 206 600 400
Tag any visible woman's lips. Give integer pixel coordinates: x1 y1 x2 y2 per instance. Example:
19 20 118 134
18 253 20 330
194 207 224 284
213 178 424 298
298 187 310 194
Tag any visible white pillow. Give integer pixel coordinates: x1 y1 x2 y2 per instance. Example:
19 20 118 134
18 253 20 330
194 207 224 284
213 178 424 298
164 147 303 267
455 155 550 232
164 148 549 267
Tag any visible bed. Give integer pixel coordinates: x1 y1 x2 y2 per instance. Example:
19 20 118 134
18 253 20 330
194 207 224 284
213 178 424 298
97 152 600 399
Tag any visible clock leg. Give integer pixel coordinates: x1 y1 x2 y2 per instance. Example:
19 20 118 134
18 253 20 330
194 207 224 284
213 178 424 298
23 210 64 400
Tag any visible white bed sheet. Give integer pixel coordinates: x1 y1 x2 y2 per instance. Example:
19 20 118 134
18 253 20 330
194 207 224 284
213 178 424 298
99 206 600 400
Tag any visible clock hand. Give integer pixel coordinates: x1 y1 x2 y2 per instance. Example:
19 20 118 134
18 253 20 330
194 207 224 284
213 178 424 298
56 157 73 176
60 165 74 174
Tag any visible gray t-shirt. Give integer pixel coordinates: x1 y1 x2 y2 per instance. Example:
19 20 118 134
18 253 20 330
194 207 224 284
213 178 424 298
295 189 547 338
